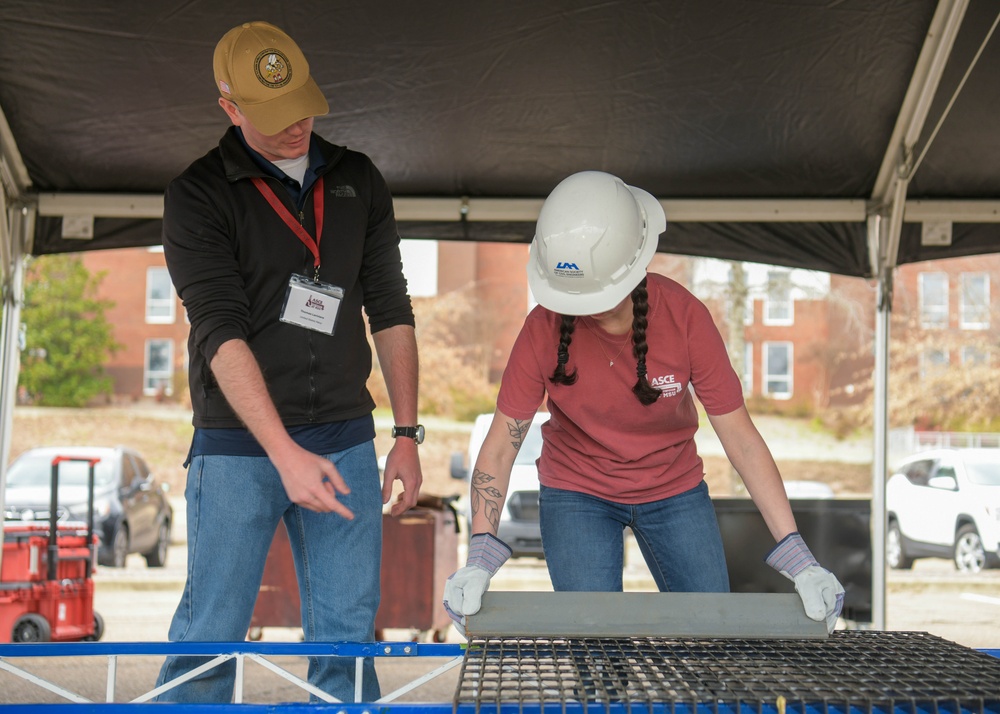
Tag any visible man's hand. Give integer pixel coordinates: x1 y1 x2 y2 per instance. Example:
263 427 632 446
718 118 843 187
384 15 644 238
381 437 423 516
272 445 354 519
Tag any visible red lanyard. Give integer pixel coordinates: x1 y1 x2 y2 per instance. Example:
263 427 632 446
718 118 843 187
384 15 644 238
252 175 325 281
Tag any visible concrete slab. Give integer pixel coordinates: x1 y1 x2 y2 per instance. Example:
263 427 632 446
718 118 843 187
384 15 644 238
465 591 829 639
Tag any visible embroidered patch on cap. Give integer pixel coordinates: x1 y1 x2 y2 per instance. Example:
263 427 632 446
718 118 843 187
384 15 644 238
219 80 231 94
255 49 292 88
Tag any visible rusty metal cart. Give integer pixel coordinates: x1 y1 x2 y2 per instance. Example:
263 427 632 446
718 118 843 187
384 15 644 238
249 497 458 642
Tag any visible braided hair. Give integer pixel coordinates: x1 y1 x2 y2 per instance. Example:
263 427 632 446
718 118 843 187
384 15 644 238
548 314 578 385
629 277 660 405
548 277 660 405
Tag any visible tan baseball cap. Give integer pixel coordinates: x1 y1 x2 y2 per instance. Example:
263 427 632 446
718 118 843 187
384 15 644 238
213 21 329 136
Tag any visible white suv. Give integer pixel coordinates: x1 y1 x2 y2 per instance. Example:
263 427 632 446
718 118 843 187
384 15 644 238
450 412 548 558
886 448 1000 573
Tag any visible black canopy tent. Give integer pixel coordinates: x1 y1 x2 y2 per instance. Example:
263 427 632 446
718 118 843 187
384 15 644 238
1 0 999 627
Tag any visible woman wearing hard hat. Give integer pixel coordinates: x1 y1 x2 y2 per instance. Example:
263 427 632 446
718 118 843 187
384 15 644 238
444 170 844 633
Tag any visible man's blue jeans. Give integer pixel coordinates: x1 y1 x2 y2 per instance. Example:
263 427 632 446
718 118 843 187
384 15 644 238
155 441 382 703
539 480 730 592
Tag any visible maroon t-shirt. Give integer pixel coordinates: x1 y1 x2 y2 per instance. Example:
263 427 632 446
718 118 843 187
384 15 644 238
496 273 744 504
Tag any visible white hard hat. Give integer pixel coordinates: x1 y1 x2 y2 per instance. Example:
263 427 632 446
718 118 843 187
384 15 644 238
527 171 666 315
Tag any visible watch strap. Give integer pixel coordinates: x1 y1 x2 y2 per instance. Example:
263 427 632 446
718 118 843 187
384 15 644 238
392 424 424 443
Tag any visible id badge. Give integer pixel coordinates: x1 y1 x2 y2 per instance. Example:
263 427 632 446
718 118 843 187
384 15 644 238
280 274 345 335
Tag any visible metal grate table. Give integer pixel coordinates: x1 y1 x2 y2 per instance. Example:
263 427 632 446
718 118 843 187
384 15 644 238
454 631 1000 714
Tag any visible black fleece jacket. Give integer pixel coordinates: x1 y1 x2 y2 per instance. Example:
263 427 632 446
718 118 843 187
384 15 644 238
162 127 414 429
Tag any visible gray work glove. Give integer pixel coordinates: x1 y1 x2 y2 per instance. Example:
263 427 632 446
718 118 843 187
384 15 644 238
443 533 512 625
766 532 845 633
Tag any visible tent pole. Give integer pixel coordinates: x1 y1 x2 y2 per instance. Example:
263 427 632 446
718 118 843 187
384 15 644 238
871 166 907 632
0 201 32 551
871 242 891 632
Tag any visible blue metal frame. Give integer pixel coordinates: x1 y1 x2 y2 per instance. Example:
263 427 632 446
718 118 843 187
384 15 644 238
0 640 464 658
0 697 996 711
0 641 998 713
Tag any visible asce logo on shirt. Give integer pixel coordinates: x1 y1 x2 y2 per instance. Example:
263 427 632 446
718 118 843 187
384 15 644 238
650 374 684 398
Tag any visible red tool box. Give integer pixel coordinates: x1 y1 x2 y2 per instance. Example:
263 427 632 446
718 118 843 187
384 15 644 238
0 456 104 643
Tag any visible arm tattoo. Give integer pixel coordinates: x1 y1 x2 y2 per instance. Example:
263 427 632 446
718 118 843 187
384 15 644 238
507 419 529 451
471 467 504 532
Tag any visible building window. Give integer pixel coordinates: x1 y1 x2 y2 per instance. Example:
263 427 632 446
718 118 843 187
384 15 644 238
918 272 948 328
762 341 792 399
919 348 949 378
146 267 175 324
144 339 173 396
763 270 793 325
959 273 989 329
961 346 988 367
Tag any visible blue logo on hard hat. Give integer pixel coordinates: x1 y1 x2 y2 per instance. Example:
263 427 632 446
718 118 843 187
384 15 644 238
556 262 580 270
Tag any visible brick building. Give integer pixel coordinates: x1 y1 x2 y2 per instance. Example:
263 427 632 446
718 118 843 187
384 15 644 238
79 241 533 403
78 244 1000 414
81 247 188 402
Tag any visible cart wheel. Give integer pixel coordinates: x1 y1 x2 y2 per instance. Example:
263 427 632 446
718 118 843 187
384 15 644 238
84 611 105 642
12 614 51 643
247 627 263 641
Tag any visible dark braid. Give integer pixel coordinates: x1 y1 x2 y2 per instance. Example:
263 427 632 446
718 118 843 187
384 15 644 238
630 278 660 405
549 315 579 386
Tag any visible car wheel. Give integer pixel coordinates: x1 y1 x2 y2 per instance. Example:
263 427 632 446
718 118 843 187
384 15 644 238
12 614 51 643
109 524 129 568
144 521 170 568
886 520 913 570
954 524 986 574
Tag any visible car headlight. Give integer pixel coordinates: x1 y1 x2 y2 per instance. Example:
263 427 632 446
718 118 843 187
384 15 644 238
68 498 112 521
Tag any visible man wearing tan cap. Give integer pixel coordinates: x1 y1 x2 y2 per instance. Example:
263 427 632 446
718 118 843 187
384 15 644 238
154 21 422 703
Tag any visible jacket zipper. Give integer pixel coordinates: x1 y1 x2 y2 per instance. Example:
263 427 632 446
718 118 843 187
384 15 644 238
298 204 319 422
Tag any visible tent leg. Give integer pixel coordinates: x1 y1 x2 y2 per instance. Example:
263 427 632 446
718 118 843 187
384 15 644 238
0 202 32 559
871 266 892 632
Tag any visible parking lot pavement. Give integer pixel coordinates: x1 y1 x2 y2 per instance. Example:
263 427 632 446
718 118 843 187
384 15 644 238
89 538 1000 648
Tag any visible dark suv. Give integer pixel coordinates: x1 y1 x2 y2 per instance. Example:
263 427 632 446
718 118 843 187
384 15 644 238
4 445 173 568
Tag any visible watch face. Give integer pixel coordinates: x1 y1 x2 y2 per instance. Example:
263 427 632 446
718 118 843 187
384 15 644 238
415 425 425 444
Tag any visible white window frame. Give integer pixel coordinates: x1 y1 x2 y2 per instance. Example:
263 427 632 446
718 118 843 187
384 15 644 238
960 345 988 367
763 271 793 326
762 341 792 399
918 272 948 329
146 267 175 324
144 338 174 396
959 272 989 330
743 342 753 395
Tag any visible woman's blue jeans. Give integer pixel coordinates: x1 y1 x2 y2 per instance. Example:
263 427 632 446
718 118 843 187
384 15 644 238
539 480 730 592
155 441 382 703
